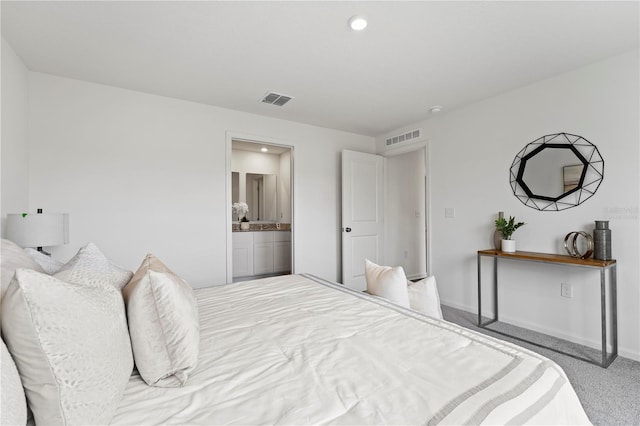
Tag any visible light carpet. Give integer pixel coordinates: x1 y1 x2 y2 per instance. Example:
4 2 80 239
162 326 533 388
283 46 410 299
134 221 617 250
442 305 640 426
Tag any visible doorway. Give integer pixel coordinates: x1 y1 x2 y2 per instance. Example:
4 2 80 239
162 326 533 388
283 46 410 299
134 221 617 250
385 146 428 280
340 144 429 290
226 135 294 283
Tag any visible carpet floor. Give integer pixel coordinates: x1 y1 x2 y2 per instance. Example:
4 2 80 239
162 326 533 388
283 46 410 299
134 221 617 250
441 305 640 426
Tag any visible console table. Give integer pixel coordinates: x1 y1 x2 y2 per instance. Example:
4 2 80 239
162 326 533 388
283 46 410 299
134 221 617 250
477 249 617 368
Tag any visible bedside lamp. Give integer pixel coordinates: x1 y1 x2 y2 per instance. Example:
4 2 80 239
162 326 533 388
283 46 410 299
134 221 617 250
6 209 69 255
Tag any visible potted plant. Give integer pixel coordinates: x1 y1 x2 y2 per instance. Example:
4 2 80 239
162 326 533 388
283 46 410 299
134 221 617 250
494 215 525 253
232 202 250 230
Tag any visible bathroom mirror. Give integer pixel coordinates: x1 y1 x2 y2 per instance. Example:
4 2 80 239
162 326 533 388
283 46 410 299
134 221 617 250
232 172 278 221
246 173 277 221
510 133 604 211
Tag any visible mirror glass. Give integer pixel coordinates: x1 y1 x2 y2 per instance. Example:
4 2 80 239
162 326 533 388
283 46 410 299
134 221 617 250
232 172 278 221
521 147 584 199
510 133 604 211
246 173 277 221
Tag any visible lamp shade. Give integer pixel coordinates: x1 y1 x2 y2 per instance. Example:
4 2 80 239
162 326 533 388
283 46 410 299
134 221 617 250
6 213 69 248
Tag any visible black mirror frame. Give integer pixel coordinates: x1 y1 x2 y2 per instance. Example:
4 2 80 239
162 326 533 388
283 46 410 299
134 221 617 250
510 133 604 211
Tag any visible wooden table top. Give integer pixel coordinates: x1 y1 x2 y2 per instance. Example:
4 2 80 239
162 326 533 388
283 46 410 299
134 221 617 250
478 249 616 268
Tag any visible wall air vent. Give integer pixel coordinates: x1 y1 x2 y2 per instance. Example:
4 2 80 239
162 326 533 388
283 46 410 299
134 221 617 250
385 128 422 147
260 92 294 106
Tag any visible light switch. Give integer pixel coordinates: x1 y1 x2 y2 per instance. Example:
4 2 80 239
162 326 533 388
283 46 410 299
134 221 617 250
445 207 455 218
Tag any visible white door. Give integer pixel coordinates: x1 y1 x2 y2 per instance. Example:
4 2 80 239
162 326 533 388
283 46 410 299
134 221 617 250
341 150 385 291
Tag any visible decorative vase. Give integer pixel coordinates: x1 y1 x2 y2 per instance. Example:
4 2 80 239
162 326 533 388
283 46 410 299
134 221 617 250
240 222 250 230
501 239 516 253
593 220 612 260
493 211 504 249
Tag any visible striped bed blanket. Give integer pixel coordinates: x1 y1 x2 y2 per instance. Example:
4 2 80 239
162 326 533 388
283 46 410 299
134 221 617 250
111 273 590 425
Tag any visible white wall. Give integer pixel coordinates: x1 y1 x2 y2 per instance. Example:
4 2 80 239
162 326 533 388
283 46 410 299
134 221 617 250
232 149 281 176
377 50 640 361
1 38 30 235
385 149 426 279
26 72 375 286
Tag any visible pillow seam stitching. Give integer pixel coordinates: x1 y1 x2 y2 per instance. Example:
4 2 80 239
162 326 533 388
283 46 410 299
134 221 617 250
146 266 180 384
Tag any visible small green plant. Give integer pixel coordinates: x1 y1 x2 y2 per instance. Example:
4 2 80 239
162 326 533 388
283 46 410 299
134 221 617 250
494 216 525 240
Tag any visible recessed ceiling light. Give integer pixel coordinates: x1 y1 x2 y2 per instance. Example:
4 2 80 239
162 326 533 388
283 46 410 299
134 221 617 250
261 147 268 153
430 106 443 114
348 16 367 31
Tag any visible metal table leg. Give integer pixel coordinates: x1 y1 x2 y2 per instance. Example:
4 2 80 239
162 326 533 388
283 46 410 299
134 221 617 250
476 252 617 368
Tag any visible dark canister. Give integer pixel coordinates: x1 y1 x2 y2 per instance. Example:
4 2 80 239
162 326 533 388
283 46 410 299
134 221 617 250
593 220 612 260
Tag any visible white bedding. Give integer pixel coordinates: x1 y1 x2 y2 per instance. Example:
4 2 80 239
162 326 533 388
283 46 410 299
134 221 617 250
111 274 590 425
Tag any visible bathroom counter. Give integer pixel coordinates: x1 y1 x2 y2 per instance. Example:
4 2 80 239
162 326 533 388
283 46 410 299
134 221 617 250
232 223 291 232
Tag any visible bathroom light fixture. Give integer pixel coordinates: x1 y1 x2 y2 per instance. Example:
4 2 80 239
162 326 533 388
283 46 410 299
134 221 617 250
261 147 268 153
430 106 443 114
348 15 367 31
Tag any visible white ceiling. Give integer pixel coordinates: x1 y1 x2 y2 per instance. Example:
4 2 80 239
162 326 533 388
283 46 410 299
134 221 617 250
2 1 638 137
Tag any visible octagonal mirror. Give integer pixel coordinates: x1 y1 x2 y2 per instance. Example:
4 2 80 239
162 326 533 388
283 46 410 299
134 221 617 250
510 133 604 211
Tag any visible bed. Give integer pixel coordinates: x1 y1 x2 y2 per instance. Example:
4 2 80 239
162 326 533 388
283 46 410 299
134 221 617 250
112 273 589 425
1 240 590 425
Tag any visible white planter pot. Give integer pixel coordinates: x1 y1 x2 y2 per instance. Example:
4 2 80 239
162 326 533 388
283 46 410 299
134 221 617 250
240 222 250 230
501 239 516 253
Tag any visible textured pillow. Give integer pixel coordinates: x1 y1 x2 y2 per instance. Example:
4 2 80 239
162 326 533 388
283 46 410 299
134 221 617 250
123 254 199 387
1 338 27 426
1 239 44 305
54 242 133 289
1 269 133 426
364 259 410 308
24 247 64 274
407 276 443 319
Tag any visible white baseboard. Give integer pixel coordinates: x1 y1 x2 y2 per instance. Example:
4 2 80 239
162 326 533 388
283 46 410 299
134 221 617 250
440 299 640 363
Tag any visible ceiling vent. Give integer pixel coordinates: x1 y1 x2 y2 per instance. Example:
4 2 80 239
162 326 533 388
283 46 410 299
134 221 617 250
260 92 294 107
385 128 422 147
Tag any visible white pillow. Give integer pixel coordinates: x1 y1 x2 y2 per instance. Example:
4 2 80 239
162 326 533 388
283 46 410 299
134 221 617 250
1 338 27 426
364 259 410 308
1 269 133 426
407 276 443 319
54 242 133 289
1 239 44 305
123 254 199 387
24 247 64 274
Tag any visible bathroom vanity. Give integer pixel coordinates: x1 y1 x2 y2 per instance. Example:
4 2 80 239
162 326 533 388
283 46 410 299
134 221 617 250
232 226 291 280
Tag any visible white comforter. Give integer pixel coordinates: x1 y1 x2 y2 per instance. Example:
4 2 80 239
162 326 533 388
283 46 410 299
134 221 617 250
111 274 590 425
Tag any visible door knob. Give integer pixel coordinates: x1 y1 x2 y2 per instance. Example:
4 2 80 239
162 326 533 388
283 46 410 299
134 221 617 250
345 227 352 233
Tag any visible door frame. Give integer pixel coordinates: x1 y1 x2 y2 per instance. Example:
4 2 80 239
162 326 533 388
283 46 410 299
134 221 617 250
225 131 295 284
382 141 432 276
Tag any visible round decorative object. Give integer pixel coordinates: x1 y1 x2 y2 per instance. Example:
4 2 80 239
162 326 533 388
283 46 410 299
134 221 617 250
240 222 250 230
510 133 604 211
563 231 594 259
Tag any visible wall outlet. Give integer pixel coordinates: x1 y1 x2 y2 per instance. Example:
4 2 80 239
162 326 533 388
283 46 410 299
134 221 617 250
445 207 456 218
561 283 573 298
404 250 409 259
